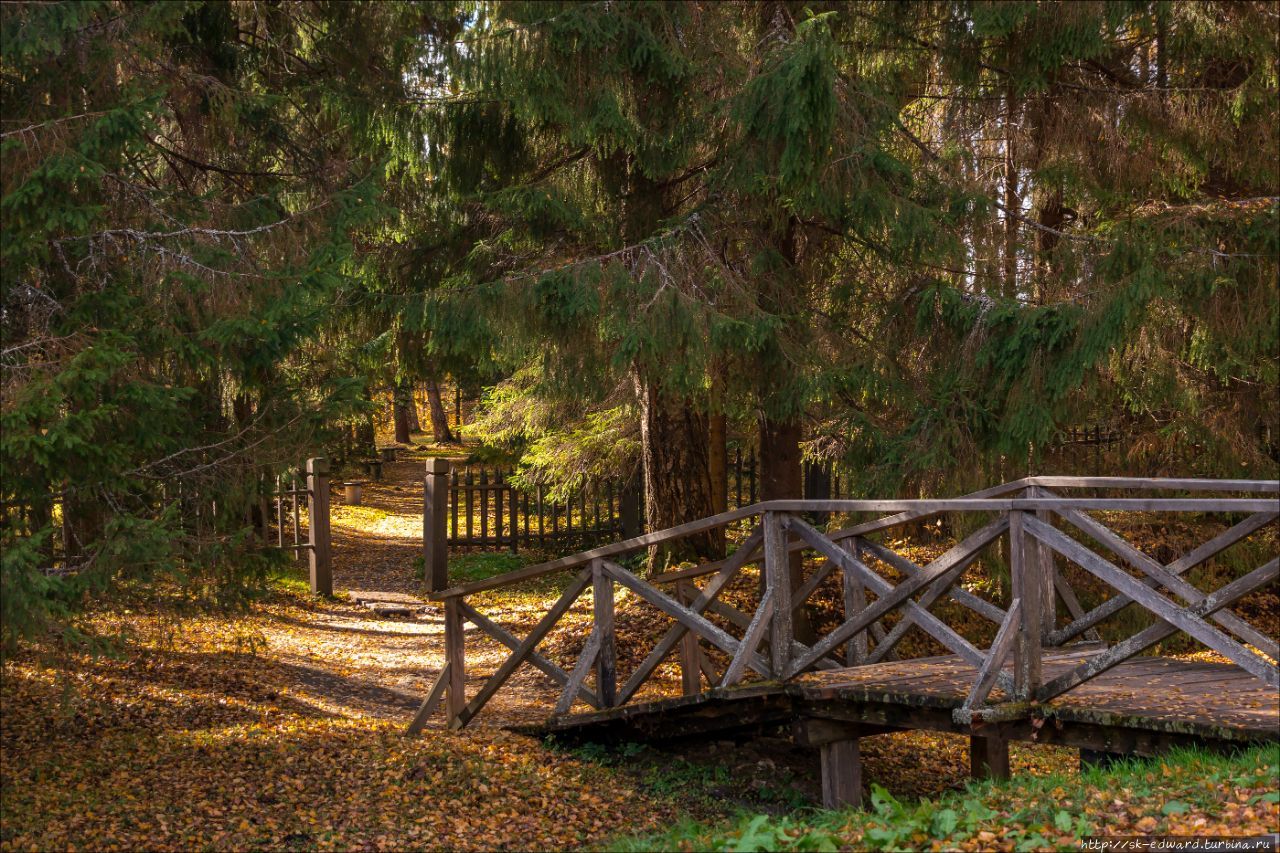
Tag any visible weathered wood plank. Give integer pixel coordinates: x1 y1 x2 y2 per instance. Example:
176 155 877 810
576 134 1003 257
433 506 760 599
1026 476 1278 493
820 738 862 809
406 662 451 736
677 581 701 695
445 598 466 728
1024 516 1279 690
1036 558 1280 702
721 590 775 688
1056 507 1279 660
601 562 772 676
843 539 868 665
764 510 794 677
435 486 1275 600
860 530 1004 665
1010 511 1041 700
960 598 1022 715
1047 511 1277 646
617 530 762 705
459 601 600 709
453 568 593 727
969 736 1010 780
793 558 838 611
858 539 1006 624
593 559 617 708
785 516 1007 677
555 627 602 715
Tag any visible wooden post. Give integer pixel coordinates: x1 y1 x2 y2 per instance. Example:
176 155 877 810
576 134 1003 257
444 597 465 727
1028 485 1058 642
969 736 1010 780
677 580 701 694
1010 509 1042 699
820 738 861 809
843 538 869 665
764 510 793 678
424 458 450 593
592 558 617 707
306 457 332 596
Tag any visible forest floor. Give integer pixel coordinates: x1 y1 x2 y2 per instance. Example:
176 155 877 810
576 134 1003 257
2 443 1276 851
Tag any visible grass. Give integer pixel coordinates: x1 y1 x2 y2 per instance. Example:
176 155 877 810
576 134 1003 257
445 551 531 584
609 743 1280 852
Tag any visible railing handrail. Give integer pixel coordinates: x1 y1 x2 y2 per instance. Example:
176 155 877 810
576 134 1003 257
428 477 1279 600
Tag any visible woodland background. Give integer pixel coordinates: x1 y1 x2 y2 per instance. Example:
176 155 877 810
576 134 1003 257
2 0 1277 641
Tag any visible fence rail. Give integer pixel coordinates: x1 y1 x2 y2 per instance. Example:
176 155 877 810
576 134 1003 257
406 475 1279 733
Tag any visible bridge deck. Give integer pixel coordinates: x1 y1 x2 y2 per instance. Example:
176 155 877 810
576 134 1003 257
537 654 1279 753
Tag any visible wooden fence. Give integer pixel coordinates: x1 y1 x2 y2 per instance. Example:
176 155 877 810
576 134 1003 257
438 463 642 554
407 475 1278 732
432 453 850 558
269 457 332 596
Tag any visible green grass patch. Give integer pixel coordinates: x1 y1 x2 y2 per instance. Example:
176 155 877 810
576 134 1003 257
445 551 530 584
609 743 1280 852
264 561 312 596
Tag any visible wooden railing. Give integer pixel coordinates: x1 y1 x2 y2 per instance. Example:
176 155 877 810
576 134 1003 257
406 476 1279 733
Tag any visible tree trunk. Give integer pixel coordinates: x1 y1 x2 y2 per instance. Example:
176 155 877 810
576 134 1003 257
1003 73 1020 300
708 410 728 555
357 386 376 456
759 415 815 643
393 380 412 445
425 378 456 443
406 386 421 434
638 379 719 569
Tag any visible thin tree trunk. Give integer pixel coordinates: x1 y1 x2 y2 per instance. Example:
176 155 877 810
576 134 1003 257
393 380 412 445
1003 74 1020 300
406 386 421 434
425 378 456 443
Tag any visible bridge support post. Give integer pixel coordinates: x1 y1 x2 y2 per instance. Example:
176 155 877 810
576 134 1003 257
794 718 864 809
969 735 1010 780
820 738 861 809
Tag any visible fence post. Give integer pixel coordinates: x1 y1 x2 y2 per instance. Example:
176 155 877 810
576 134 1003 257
1010 509 1042 700
306 457 332 596
592 558 617 707
424 457 451 593
763 510 793 678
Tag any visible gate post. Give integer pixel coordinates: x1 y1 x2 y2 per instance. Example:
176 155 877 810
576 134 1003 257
424 457 451 593
306 457 332 596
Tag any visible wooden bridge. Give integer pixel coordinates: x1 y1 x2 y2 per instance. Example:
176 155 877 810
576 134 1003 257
407 476 1279 808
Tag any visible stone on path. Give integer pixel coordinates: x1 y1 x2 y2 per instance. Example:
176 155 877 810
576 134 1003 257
347 589 425 619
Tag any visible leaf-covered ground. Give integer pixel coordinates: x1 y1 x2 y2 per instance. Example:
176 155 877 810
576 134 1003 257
2 450 1275 850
